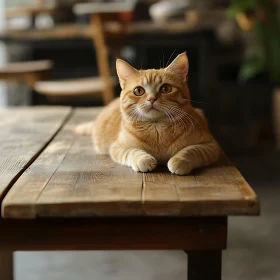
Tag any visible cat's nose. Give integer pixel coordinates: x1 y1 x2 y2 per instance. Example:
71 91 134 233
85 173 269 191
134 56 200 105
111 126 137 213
147 97 157 104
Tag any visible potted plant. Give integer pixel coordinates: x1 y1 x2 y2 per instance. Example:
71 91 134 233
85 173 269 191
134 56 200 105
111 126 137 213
227 0 280 149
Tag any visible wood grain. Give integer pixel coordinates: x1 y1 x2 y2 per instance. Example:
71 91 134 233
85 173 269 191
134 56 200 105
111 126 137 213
2 108 143 218
0 107 71 206
2 108 259 218
0 217 227 251
143 155 259 216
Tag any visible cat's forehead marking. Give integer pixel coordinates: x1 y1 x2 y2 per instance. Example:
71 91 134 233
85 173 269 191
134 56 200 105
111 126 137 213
141 70 163 86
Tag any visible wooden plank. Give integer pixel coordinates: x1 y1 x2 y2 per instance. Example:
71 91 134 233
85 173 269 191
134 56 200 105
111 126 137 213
143 154 259 216
142 169 196 215
0 217 227 251
0 107 71 205
2 108 143 219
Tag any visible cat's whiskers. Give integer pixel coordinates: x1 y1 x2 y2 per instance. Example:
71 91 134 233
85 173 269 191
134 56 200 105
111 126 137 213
163 109 177 134
159 103 177 133
124 106 146 128
123 108 139 127
169 105 200 127
161 103 189 134
170 110 194 134
167 105 195 133
169 110 189 133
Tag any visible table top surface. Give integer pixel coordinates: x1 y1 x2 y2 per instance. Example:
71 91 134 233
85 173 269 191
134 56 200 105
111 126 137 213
0 107 259 219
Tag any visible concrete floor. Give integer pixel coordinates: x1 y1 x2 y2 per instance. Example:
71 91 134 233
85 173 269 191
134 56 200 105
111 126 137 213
15 154 280 280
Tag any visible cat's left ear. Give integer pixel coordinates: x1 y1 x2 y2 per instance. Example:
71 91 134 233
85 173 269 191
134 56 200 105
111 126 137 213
166 52 189 83
116 59 139 89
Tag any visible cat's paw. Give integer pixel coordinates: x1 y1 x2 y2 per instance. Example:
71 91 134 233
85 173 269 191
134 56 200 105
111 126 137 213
168 157 192 175
131 156 157 172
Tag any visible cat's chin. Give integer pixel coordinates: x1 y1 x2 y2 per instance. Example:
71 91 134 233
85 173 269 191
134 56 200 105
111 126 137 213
140 108 165 121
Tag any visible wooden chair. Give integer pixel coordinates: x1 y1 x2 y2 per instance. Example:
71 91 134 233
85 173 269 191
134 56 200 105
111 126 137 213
34 1 136 105
0 60 53 87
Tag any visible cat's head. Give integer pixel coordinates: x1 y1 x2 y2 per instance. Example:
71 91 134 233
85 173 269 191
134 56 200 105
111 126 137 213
116 52 190 121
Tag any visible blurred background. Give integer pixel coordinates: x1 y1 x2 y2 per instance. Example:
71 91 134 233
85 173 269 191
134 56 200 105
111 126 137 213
0 0 279 279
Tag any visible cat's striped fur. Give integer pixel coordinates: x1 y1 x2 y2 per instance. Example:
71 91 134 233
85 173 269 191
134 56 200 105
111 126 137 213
75 53 220 174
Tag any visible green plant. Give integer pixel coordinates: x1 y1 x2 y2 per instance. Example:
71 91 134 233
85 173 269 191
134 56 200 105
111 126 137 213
228 0 280 84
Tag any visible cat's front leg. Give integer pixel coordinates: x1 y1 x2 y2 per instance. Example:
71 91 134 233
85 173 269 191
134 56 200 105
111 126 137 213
110 143 157 172
167 140 220 175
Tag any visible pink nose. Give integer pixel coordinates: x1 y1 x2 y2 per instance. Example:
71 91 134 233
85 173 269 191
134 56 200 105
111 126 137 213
147 97 157 104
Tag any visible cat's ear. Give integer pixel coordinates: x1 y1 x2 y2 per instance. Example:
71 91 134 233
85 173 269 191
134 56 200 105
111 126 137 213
116 59 139 89
166 52 189 82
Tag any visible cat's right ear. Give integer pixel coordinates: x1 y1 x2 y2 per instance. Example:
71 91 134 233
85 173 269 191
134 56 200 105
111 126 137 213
116 59 139 89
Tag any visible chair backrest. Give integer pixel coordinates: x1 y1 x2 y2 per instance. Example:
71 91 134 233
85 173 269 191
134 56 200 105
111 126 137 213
90 13 119 105
74 1 137 105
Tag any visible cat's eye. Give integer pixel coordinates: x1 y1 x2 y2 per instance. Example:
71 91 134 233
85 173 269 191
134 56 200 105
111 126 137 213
133 87 145 96
160 84 172 94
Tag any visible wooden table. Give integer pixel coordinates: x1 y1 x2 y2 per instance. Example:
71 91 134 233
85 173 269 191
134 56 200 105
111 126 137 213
0 107 259 280
0 16 225 42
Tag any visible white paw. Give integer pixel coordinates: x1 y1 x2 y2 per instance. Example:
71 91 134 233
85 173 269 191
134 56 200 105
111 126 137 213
168 157 192 175
131 156 157 172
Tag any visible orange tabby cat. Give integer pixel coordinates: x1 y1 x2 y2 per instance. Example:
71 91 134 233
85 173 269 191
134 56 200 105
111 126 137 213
75 52 220 175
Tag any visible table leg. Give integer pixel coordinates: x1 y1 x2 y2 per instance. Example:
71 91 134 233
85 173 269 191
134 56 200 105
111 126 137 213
186 250 222 280
0 251 13 280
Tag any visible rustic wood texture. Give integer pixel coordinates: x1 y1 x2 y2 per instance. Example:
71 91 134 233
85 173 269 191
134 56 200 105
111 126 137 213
2 108 259 219
2 108 142 218
143 154 259 216
0 251 13 280
0 217 227 251
0 107 71 204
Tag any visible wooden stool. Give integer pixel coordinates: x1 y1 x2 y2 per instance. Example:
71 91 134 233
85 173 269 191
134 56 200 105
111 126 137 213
34 76 117 104
0 106 259 280
33 1 136 105
0 60 53 87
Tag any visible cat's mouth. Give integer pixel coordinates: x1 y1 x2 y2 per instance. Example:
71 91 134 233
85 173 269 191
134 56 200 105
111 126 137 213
147 106 159 112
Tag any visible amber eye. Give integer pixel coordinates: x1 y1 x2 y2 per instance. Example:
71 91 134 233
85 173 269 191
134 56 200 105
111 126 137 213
133 86 145 96
160 84 172 94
